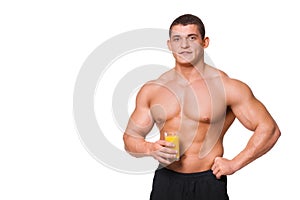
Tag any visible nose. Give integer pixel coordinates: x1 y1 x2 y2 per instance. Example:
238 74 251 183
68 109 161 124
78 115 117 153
181 38 189 48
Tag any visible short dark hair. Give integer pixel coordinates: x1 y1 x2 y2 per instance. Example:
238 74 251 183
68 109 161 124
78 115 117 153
169 14 205 39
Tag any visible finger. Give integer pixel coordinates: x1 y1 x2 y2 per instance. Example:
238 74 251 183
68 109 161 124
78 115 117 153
156 157 172 166
214 156 221 163
216 171 223 179
158 150 177 159
161 147 177 154
211 163 216 171
153 147 176 157
155 152 173 165
212 167 218 176
211 164 220 176
156 140 175 147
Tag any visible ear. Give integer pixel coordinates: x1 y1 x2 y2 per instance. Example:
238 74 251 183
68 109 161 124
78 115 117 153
202 37 210 48
167 39 172 51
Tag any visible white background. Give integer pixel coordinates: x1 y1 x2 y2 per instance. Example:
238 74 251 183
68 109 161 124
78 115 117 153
1 0 299 199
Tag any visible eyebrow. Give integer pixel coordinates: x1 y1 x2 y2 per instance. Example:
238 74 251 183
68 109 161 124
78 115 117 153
187 34 198 37
171 33 199 38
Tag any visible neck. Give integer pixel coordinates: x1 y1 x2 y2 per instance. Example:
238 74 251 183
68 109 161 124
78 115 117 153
174 60 206 82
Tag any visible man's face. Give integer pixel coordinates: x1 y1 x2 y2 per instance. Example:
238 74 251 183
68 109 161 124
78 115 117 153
168 24 208 66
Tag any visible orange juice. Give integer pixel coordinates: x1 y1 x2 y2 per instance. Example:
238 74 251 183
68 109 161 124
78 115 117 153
165 133 180 161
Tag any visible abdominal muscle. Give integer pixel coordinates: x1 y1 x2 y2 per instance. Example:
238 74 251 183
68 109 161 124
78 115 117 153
162 129 224 173
167 140 224 173
153 101 228 173
159 115 230 173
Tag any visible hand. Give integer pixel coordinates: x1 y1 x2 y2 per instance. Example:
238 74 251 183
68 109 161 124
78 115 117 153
211 157 235 179
149 140 178 166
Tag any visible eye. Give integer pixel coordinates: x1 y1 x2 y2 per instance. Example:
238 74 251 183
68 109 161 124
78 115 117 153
173 37 180 42
188 36 197 41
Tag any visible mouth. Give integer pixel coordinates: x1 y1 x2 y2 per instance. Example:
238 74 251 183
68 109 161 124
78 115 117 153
179 51 192 54
178 52 193 59
179 51 192 56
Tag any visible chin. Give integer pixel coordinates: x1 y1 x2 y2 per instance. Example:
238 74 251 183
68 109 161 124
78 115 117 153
177 59 195 66
178 56 196 64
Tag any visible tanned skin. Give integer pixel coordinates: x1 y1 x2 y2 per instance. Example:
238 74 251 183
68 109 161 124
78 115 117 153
123 24 281 179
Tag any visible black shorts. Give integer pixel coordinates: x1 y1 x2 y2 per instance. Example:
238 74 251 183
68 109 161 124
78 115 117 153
150 167 229 200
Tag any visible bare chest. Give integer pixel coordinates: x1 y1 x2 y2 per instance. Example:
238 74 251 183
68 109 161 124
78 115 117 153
150 79 227 124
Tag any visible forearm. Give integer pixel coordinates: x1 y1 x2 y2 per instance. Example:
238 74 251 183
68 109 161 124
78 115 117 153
232 124 281 171
123 133 153 158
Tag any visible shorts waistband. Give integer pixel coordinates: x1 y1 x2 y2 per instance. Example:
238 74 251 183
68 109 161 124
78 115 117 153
156 166 214 178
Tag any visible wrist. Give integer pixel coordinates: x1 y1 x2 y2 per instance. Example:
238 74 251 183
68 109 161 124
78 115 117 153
231 154 250 172
230 158 242 172
145 141 155 157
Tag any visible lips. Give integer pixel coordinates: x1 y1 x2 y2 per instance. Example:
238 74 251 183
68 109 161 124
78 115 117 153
177 51 193 62
178 51 193 58
179 51 192 54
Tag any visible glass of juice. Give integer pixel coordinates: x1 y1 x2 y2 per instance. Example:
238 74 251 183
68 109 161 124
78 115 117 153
164 132 180 161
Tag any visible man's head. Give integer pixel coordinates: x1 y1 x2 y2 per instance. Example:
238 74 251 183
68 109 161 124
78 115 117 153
169 14 205 40
167 14 209 66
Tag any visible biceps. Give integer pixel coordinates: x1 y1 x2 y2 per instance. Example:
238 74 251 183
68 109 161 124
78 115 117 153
232 98 269 131
125 109 154 138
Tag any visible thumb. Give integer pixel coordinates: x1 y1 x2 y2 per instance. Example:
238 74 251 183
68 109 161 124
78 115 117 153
214 156 222 163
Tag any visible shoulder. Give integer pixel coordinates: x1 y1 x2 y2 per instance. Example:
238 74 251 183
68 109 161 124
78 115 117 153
219 72 255 105
135 69 174 102
204 65 230 80
204 65 250 91
139 69 175 91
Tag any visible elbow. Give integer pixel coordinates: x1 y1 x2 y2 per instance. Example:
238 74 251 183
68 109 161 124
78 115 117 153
269 124 281 146
123 133 130 152
273 125 281 142
123 133 138 157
